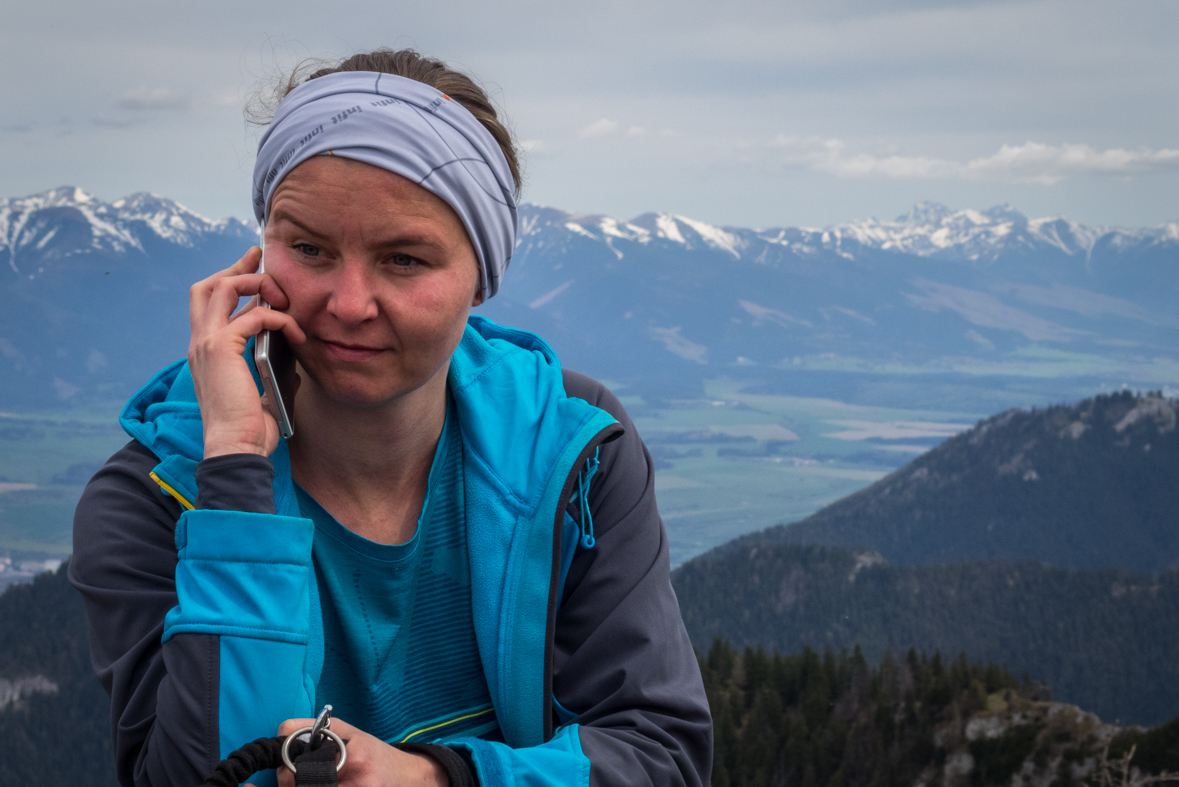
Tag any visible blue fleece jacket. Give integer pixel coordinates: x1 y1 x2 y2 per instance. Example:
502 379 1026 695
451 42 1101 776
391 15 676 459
71 315 713 787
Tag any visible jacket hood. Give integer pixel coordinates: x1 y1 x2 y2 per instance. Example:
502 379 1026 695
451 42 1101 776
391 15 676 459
120 358 206 464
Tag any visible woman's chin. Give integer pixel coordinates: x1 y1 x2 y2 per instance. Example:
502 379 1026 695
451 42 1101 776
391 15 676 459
307 370 432 410
294 352 449 411
320 383 411 408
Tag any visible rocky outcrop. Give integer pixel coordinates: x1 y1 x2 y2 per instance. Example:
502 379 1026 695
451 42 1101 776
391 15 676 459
916 690 1125 787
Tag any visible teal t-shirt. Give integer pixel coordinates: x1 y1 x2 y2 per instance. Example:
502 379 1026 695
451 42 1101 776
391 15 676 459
295 397 497 743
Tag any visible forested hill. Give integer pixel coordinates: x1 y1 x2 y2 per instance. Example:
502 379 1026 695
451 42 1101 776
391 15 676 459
716 391 1179 572
3 566 1179 786
702 641 1179 787
672 542 1179 725
0 564 115 786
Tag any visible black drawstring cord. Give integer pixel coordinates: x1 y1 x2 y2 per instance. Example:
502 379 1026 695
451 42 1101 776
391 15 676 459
199 705 345 787
198 733 342 787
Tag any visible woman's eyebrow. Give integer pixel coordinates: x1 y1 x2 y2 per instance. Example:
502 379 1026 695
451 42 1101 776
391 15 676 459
272 211 444 249
271 211 328 240
376 232 445 249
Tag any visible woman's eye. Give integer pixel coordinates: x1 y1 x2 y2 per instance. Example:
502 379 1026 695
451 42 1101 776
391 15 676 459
294 243 320 257
389 254 420 267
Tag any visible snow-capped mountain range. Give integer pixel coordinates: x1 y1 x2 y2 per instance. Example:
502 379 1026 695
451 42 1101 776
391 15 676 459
4 187 1176 275
0 187 253 276
524 199 1179 265
2 186 1177 410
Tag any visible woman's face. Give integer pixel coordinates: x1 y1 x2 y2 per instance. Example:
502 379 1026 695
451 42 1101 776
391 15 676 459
264 156 482 409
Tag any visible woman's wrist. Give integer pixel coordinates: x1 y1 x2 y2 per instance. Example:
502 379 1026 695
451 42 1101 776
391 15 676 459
406 751 450 786
394 743 472 787
202 426 271 460
203 442 267 459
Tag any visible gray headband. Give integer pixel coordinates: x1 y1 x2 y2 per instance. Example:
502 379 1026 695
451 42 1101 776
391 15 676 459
252 71 517 301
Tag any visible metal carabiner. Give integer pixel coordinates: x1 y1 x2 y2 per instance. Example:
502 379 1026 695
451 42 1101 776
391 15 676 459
281 704 348 775
310 705 333 744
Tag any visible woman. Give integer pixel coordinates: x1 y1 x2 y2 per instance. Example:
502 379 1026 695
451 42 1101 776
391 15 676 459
69 50 711 787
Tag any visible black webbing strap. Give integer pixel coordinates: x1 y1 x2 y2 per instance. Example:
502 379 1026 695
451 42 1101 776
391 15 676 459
198 733 342 787
197 733 477 786
289 736 342 786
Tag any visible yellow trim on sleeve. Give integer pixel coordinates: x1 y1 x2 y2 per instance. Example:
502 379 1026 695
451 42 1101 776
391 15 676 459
149 471 195 511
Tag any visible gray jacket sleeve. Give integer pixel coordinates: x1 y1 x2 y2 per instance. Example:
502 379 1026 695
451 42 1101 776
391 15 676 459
69 443 276 787
558 370 713 787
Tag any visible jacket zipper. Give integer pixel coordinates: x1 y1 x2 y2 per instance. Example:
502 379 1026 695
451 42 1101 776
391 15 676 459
541 422 624 740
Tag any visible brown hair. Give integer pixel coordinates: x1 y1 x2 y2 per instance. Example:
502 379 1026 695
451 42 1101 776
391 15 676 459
251 49 521 197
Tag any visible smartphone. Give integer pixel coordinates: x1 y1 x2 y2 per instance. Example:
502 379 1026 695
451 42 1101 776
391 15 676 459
254 224 296 439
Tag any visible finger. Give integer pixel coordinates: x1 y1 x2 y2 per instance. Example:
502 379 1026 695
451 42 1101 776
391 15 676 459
232 294 260 320
323 717 359 736
275 715 314 787
203 274 269 330
190 247 261 303
224 308 307 345
277 718 315 737
190 248 262 327
192 273 264 334
217 246 262 277
192 309 305 367
259 274 292 311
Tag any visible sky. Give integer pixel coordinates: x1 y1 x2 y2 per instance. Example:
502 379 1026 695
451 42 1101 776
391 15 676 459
3 0 1177 230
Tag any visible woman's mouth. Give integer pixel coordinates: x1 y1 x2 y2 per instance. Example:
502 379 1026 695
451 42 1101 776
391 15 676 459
321 339 385 362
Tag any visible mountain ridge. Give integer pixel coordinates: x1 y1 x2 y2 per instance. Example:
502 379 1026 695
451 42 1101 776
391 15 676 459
1 186 253 276
2 186 1177 413
5 186 1178 275
704 391 1179 572
524 198 1179 264
672 540 1179 725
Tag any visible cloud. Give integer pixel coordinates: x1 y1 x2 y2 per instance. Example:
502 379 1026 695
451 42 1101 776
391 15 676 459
578 118 618 138
625 126 646 138
86 349 108 373
91 115 139 128
53 377 80 400
772 135 1179 184
209 91 244 108
118 88 188 111
519 139 545 153
964 142 1179 184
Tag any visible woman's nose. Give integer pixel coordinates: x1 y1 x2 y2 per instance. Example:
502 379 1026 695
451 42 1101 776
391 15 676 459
326 262 379 324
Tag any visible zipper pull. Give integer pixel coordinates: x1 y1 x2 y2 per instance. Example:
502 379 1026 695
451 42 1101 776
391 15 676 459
573 448 601 549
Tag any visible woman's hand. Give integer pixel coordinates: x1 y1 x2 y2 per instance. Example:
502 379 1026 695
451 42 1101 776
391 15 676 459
189 247 306 459
273 717 449 787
